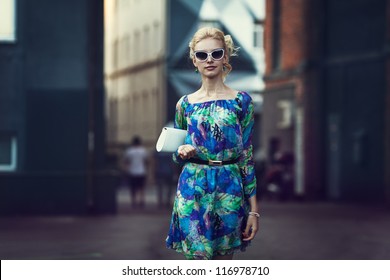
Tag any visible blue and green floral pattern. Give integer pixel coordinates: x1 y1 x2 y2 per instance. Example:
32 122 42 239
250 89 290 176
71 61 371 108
166 91 256 259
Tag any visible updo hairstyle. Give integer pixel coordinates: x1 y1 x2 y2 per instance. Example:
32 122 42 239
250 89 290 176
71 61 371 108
189 27 239 79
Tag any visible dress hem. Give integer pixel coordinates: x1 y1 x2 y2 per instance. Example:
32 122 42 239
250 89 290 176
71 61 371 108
166 241 250 260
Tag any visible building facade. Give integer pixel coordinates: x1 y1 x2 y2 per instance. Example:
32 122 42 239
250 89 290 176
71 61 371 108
105 0 168 155
0 0 112 215
263 0 390 203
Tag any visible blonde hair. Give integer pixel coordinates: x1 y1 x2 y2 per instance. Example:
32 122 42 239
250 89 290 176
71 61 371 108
189 27 239 79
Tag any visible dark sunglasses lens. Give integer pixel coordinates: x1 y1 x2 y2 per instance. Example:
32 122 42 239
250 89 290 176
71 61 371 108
195 52 208 60
212 49 224 59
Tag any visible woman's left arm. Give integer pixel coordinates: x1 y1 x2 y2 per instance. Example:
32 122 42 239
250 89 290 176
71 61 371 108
238 93 259 241
243 195 259 241
238 93 257 201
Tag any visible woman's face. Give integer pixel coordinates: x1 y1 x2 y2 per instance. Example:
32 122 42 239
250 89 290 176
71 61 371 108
193 37 227 80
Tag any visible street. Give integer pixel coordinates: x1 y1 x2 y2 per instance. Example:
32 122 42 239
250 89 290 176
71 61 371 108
1 186 390 260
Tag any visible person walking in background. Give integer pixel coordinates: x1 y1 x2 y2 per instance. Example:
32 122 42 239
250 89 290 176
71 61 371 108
166 27 259 260
123 135 149 208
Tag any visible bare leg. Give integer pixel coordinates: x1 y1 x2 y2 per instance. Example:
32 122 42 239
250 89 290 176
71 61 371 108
134 186 142 208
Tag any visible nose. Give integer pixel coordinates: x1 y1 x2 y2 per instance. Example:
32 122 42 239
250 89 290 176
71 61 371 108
206 54 213 63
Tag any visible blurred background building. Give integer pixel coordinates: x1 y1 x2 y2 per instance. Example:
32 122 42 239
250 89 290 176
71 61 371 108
0 0 115 215
104 0 168 156
263 0 390 203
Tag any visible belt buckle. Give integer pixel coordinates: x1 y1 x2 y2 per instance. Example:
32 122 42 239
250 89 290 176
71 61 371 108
208 160 222 166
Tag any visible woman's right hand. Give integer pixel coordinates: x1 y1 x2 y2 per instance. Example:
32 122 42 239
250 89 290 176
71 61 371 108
177 144 197 160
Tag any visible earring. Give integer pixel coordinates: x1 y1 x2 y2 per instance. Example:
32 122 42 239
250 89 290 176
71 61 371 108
195 67 199 73
223 64 227 72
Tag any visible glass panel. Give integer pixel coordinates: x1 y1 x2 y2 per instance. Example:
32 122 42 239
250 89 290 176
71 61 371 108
254 23 263 49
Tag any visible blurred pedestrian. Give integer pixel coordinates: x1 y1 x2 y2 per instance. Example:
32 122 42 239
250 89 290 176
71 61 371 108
123 135 149 208
264 151 294 201
166 27 259 260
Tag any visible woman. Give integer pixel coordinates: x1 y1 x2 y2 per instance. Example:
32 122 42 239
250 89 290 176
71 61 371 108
166 27 259 260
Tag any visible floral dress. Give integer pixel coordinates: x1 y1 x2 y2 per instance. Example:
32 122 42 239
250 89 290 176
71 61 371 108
166 91 257 259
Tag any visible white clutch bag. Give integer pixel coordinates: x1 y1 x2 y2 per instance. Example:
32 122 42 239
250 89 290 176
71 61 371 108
156 127 187 152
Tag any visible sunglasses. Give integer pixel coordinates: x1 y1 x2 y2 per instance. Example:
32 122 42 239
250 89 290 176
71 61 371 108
194 48 225 62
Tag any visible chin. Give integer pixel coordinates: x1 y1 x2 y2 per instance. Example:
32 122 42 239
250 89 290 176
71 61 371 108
202 71 222 79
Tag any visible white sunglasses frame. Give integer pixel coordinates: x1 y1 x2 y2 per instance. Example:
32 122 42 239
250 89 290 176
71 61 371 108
193 48 225 62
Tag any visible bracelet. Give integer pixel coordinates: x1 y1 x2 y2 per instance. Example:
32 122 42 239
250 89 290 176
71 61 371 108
248 211 260 218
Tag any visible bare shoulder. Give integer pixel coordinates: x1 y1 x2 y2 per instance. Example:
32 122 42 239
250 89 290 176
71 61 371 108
187 90 202 103
227 87 240 99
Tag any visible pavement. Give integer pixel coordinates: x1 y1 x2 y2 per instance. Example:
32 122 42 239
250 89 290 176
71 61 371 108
1 185 390 260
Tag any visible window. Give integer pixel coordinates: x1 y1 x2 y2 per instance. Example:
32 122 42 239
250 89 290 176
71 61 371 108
126 35 131 64
0 134 17 171
272 0 281 70
153 22 160 56
0 0 16 42
254 21 264 49
144 26 150 61
134 31 140 64
113 39 119 68
277 100 293 129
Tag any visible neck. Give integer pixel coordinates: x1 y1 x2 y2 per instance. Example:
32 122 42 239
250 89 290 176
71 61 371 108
199 77 226 96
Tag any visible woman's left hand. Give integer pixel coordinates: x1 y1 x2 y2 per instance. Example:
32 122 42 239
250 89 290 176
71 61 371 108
242 215 259 241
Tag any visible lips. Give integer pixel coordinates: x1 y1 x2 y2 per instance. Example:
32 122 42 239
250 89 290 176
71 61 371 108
205 66 216 70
